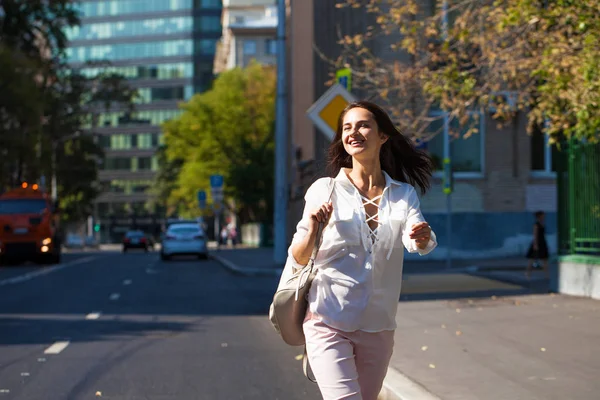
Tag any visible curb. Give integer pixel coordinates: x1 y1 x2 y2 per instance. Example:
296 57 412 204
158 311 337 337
211 253 283 277
381 367 442 400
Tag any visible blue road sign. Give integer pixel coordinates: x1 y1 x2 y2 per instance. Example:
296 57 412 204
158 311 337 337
197 190 207 209
336 68 352 92
210 175 224 189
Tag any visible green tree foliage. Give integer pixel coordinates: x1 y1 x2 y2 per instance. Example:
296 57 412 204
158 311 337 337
336 0 600 142
159 62 276 223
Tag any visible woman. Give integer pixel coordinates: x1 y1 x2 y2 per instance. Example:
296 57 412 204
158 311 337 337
287 101 437 399
525 211 549 278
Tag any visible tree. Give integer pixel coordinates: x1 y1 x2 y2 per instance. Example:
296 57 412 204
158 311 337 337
335 0 600 143
159 61 277 223
0 1 138 223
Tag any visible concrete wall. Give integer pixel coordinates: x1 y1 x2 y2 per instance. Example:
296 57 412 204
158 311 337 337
558 257 600 300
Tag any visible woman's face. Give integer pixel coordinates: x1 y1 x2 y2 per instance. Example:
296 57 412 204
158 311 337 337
341 107 388 161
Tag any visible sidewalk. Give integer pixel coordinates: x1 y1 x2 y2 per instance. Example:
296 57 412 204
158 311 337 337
389 294 600 400
212 248 599 399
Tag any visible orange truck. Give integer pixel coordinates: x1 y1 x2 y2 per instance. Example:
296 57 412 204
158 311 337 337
0 183 61 265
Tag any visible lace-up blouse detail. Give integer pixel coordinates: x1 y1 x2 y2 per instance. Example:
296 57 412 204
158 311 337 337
360 193 383 248
285 169 437 332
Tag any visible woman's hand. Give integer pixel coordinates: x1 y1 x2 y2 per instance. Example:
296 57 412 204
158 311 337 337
410 222 432 249
308 202 333 232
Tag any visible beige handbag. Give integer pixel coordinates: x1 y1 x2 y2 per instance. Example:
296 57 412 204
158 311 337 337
268 178 334 381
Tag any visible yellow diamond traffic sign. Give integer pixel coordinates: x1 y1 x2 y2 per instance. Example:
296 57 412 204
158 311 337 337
307 84 357 141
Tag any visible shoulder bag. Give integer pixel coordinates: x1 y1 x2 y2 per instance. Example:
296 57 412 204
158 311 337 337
268 178 335 381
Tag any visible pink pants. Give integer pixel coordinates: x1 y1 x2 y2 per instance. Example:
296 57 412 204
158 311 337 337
303 313 395 400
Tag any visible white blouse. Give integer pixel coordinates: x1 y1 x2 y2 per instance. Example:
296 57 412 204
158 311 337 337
287 169 437 332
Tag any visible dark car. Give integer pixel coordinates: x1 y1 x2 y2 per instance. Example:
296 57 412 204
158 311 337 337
122 230 149 252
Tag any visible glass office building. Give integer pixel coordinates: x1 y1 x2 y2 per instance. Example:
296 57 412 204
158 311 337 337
66 0 222 240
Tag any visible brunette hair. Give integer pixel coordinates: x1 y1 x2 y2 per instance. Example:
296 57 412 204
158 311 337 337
327 101 434 194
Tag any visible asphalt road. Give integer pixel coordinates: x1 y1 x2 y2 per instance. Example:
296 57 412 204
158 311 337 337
0 250 320 400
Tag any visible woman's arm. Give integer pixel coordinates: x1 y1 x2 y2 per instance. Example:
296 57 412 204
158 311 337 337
402 187 437 255
533 224 539 249
288 180 332 269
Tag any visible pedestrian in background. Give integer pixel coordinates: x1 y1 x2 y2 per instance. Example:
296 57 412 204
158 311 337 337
526 210 549 278
220 226 229 247
287 101 437 399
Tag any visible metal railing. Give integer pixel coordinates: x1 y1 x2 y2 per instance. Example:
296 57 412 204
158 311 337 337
557 140 600 256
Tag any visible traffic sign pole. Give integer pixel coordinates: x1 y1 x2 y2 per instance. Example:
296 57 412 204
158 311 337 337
210 175 224 247
443 114 452 270
274 0 288 264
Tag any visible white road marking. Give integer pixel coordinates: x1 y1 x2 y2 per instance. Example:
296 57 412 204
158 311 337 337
145 268 158 274
85 312 102 320
109 293 120 301
123 279 132 285
0 389 10 393
20 372 30 377
44 341 70 355
0 256 97 288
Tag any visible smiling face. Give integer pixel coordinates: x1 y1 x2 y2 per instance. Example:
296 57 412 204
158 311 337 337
341 107 388 161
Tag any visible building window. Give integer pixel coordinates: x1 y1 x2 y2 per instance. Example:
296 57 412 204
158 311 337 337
67 40 193 63
243 40 257 55
194 0 222 8
137 134 154 149
531 123 557 175
110 134 132 150
138 157 153 170
266 39 277 55
103 157 132 171
77 0 193 17
196 39 217 55
78 63 194 81
65 17 194 41
196 16 221 33
424 111 484 175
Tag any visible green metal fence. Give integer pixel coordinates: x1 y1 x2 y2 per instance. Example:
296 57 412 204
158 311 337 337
557 140 600 256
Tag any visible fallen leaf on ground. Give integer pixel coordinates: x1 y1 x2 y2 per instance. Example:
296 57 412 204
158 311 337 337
541 348 547 352
456 331 462 336
441 324 446 329
295 354 303 361
95 391 102 397
477 307 483 311
421 346 428 351
553 304 558 308
429 364 436 369
491 296 497 300
456 308 461 313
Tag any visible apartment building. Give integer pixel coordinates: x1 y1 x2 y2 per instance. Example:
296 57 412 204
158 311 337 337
65 0 222 241
214 0 277 73
288 0 557 259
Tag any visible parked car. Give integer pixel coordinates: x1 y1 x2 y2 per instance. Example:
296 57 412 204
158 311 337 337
64 234 84 249
160 223 208 260
122 230 150 253
84 236 99 249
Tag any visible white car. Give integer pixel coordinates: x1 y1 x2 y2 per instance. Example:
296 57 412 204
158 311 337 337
160 223 208 260
65 234 84 249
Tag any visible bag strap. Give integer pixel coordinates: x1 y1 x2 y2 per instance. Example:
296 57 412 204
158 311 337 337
302 178 334 384
307 178 336 267
302 345 317 383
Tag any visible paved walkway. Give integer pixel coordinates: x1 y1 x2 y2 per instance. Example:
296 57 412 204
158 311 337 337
211 248 599 400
